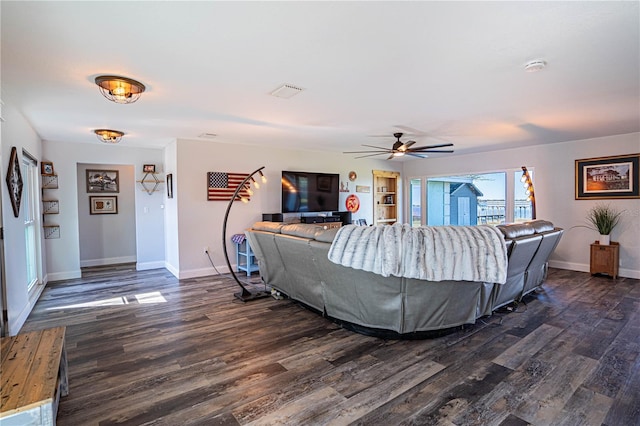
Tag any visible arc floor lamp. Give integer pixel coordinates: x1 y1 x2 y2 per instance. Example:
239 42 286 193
221 166 271 302
521 166 536 220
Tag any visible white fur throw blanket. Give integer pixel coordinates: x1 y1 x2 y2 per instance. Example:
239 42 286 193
328 223 507 284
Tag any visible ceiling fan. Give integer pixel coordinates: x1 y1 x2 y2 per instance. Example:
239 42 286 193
344 132 454 160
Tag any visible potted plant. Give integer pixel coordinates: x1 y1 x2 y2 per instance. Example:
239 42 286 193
585 203 623 245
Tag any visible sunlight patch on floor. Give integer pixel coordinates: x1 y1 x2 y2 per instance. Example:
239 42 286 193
46 291 167 310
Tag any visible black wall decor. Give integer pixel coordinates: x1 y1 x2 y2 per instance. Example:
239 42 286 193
6 147 24 217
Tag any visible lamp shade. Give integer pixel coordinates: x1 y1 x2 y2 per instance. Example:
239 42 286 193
94 129 124 143
95 75 146 104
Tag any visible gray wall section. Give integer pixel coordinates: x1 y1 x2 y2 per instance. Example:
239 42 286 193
77 164 136 266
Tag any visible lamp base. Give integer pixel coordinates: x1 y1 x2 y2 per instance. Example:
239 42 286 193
234 290 272 302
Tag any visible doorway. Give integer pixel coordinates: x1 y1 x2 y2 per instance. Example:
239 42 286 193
77 164 137 268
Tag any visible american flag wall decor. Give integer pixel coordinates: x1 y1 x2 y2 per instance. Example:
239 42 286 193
207 172 251 201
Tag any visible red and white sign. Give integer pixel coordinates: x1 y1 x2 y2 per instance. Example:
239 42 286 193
345 194 360 213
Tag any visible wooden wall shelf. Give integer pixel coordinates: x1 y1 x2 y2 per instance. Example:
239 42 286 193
137 172 164 195
373 170 400 226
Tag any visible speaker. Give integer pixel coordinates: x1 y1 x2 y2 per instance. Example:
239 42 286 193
332 211 352 225
302 216 324 224
325 217 341 223
262 213 283 222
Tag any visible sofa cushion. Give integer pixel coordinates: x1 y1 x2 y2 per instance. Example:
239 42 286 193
314 227 340 243
251 221 284 233
527 219 555 233
497 223 535 239
281 223 324 239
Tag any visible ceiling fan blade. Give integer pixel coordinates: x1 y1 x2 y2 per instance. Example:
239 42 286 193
409 143 454 150
354 152 389 159
387 153 396 160
343 149 390 154
403 140 417 149
362 144 394 150
394 125 429 136
410 149 455 154
407 152 428 158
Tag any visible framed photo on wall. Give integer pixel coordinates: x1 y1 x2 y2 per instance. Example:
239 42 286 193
87 169 119 193
143 164 156 173
575 153 639 199
166 173 173 198
41 161 55 175
90 196 118 214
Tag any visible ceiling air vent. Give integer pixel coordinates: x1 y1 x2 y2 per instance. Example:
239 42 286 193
269 84 304 99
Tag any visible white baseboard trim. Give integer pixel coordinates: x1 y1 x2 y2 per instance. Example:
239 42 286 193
549 260 640 279
165 262 180 279
10 302 32 335
48 270 82 282
80 256 137 268
548 260 588 273
177 264 232 280
619 267 640 279
136 261 166 271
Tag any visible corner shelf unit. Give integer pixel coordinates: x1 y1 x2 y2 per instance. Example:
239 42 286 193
41 174 60 239
373 170 400 226
137 172 165 195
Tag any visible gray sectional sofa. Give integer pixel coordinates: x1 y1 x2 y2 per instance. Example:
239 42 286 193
245 220 563 338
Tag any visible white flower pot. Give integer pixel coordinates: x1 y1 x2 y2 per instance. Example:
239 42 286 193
599 234 610 245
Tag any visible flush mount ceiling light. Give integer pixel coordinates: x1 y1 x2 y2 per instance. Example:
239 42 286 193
94 75 146 104
94 129 124 143
524 60 547 73
269 84 304 99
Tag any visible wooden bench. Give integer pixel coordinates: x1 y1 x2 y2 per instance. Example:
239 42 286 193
1 326 68 425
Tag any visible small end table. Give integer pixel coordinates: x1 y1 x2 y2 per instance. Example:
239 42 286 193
233 234 259 277
590 241 619 279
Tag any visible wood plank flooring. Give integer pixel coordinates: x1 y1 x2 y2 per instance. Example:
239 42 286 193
21 266 639 425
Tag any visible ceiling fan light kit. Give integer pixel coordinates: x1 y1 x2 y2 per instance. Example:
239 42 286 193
95 75 146 104
344 132 454 160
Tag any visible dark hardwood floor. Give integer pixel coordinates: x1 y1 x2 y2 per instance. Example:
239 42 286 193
21 265 639 425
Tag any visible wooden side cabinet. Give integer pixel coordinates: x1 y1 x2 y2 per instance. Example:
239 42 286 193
590 241 619 279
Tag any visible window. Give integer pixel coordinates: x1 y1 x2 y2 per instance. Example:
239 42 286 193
409 178 422 227
410 168 529 227
23 152 41 291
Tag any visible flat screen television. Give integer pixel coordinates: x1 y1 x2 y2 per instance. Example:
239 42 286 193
282 171 340 213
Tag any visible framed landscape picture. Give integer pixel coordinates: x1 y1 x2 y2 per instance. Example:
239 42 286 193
575 153 639 199
87 170 119 193
90 196 118 214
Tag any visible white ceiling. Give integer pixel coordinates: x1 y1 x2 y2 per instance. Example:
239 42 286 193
2 1 639 158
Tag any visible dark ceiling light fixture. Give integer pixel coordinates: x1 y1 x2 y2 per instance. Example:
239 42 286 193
94 75 146 104
344 132 454 160
222 166 270 302
94 129 124 144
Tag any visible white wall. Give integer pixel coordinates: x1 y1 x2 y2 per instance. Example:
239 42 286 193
77 163 136 267
163 140 179 276
1 103 46 334
403 132 640 278
42 140 165 280
171 138 399 278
